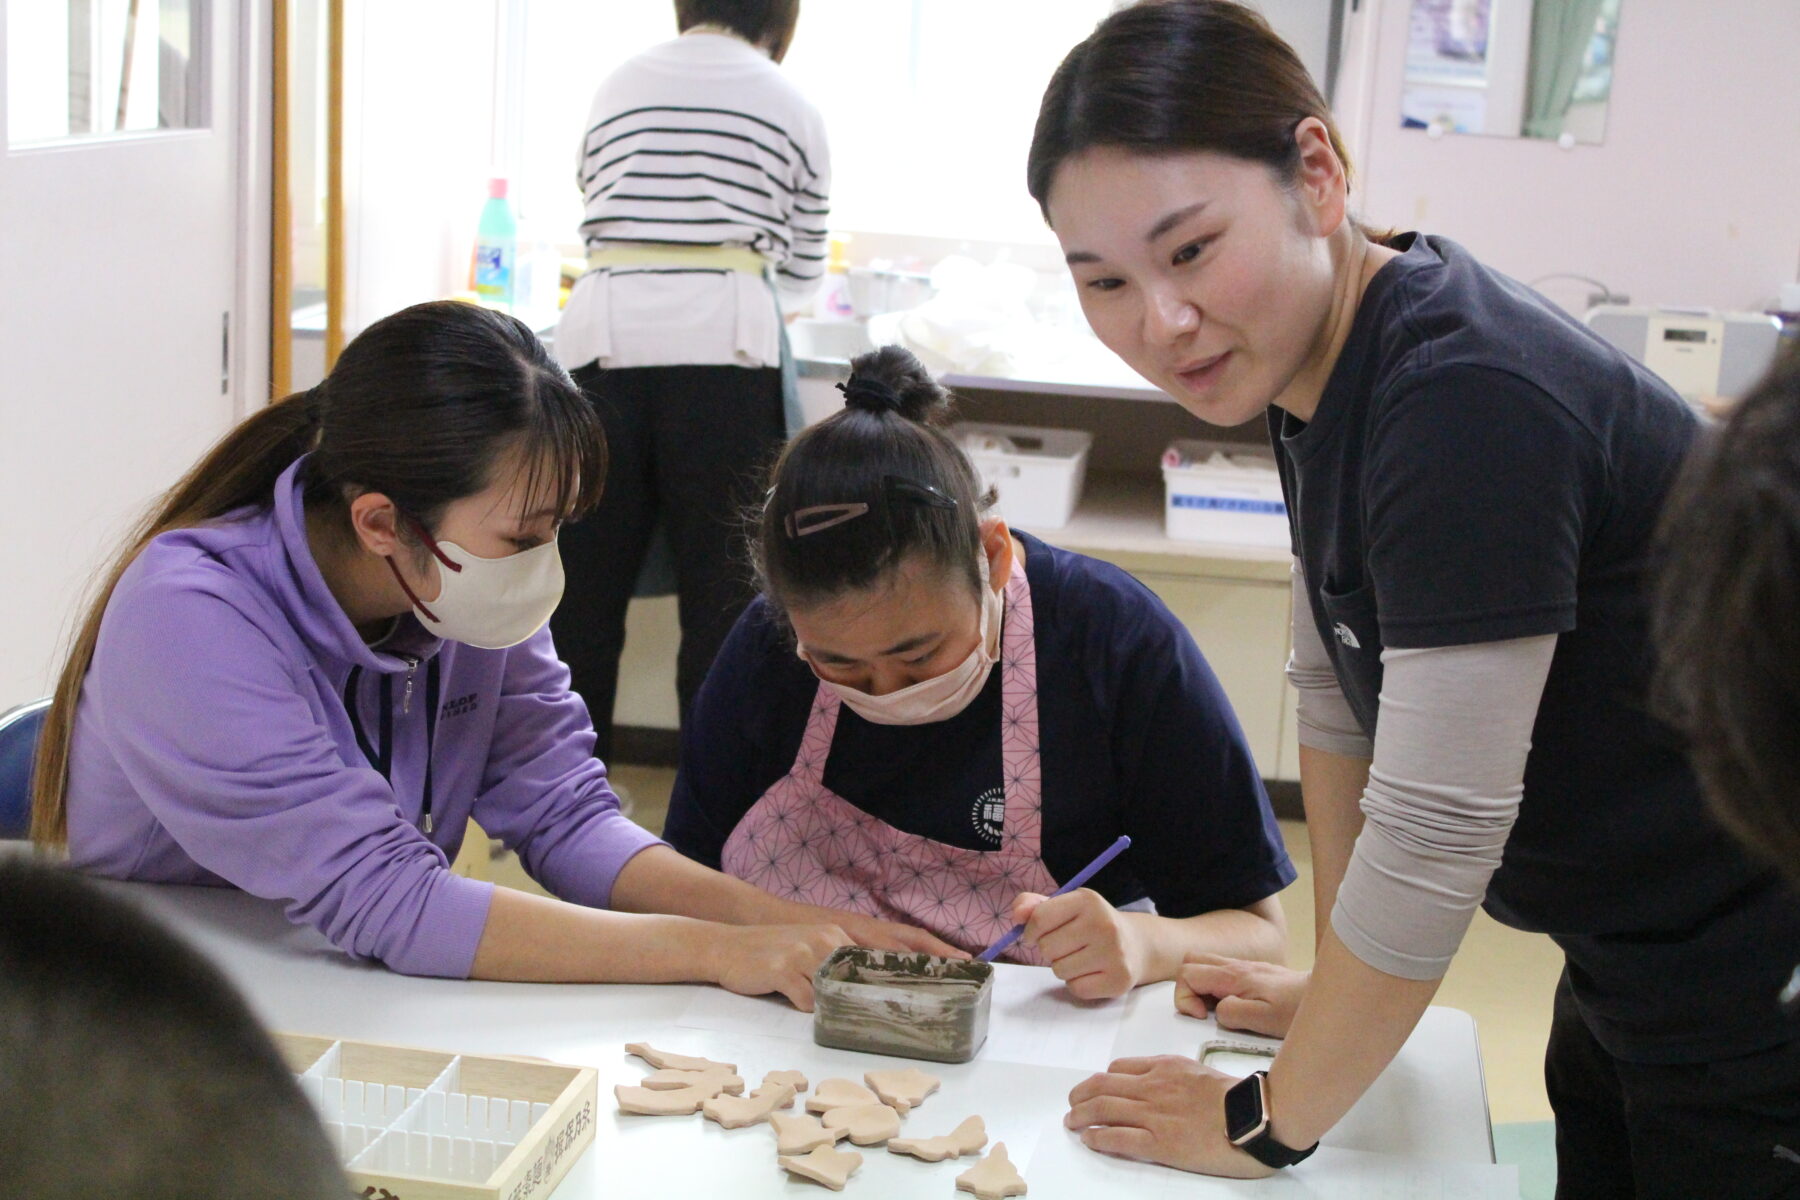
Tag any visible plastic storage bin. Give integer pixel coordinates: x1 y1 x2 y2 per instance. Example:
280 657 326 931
813 947 995 1064
1162 441 1289 547
953 422 1093 530
281 1033 596 1199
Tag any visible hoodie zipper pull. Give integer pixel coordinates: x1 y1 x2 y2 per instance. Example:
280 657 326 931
400 656 419 715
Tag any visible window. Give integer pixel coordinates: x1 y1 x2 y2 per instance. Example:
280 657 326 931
7 0 207 146
508 1 1121 249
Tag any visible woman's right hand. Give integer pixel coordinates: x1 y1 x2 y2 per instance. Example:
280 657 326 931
1174 953 1310 1037
710 923 852 1012
786 904 968 960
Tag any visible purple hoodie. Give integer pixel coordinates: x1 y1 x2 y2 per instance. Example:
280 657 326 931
65 458 664 977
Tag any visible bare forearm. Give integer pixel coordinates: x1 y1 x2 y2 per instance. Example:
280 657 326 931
1265 927 1439 1148
616 847 965 959
1126 896 1288 982
1298 744 1370 940
469 885 726 983
607 844 802 925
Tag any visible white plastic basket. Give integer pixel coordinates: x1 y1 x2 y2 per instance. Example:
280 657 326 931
953 421 1093 530
1162 440 1289 547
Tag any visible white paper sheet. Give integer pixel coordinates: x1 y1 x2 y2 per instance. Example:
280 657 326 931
674 967 1131 1074
1025 1126 1520 1200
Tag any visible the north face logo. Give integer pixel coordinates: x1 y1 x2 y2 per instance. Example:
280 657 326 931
1333 622 1361 649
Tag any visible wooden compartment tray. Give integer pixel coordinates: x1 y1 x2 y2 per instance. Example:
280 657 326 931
276 1033 596 1200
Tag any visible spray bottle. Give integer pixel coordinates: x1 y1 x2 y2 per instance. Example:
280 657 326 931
472 178 517 311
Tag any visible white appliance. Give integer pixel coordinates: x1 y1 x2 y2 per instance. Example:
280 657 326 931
1585 305 1784 404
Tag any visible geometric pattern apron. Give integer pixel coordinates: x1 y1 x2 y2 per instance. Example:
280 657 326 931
721 567 1058 965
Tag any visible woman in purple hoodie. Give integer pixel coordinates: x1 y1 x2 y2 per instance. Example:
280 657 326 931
31 300 952 1007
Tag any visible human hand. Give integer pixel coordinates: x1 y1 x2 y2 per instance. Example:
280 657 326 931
1175 953 1309 1037
1010 888 1149 1000
1066 1055 1276 1177
711 923 852 1011
800 906 969 960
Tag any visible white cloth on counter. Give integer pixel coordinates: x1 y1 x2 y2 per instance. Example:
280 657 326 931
868 255 1157 391
556 33 831 373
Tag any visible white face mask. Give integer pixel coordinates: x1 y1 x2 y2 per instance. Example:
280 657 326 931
387 522 565 650
801 558 1004 726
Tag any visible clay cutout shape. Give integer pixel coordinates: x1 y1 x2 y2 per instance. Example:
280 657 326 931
956 1142 1028 1198
820 1102 904 1146
763 1069 809 1095
864 1067 940 1115
888 1114 988 1162
641 1066 744 1096
771 1111 850 1155
614 1082 712 1116
702 1082 796 1129
805 1078 881 1113
623 1042 736 1073
777 1144 864 1191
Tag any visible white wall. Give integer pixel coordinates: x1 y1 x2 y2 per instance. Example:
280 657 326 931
1344 0 1800 311
1250 0 1339 94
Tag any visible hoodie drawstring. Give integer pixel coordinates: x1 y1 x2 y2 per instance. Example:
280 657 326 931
344 657 441 835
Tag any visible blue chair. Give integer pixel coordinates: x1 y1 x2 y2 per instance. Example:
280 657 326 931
0 698 51 840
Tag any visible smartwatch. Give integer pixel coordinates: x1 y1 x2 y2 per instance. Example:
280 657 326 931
1223 1071 1318 1169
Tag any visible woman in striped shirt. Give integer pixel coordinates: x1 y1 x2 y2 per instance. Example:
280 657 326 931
552 0 830 757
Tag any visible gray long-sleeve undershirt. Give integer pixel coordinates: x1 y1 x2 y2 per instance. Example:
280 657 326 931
1287 564 1557 980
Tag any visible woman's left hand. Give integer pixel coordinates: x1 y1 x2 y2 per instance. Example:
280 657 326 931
1011 888 1151 999
1065 1055 1276 1177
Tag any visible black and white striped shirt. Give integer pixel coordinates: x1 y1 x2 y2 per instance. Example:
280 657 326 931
556 33 832 371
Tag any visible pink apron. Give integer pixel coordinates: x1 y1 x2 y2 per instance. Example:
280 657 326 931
721 568 1059 965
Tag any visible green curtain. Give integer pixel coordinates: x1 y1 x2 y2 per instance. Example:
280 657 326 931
1523 0 1606 139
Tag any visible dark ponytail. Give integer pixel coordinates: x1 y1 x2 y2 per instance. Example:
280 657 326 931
32 300 603 846
754 345 992 618
1028 0 1380 237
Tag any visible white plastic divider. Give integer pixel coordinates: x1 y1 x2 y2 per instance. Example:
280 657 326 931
290 1042 552 1183
295 1040 456 1165
352 1087 548 1180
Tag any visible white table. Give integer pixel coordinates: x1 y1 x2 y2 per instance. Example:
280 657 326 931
115 881 1497 1197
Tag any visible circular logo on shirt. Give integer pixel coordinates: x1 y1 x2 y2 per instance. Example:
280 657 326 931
970 788 1005 848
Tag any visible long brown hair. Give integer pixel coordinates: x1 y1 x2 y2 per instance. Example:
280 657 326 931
1653 342 1800 881
1027 0 1378 237
32 300 603 845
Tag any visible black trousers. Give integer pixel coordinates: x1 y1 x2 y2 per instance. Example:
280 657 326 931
551 362 785 761
1547 968 1800 1198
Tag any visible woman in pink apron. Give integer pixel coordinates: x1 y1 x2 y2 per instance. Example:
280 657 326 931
665 345 1293 998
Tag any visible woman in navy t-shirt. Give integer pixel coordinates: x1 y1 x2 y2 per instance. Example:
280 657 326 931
1032 2 1800 1192
665 344 1293 996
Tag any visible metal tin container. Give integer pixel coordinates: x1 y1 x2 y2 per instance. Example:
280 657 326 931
812 947 994 1064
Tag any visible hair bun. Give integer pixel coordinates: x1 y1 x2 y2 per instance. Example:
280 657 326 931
837 376 905 414
842 344 953 425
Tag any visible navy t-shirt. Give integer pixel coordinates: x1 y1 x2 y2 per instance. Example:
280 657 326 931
665 532 1296 919
1274 233 1800 1062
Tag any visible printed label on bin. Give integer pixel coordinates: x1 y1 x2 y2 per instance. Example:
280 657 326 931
1171 495 1287 515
